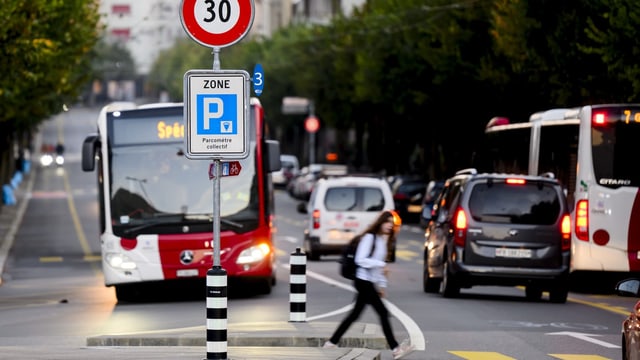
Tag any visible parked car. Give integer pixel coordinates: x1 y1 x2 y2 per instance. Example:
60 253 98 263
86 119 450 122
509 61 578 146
272 154 300 187
297 175 398 260
390 175 428 223
287 165 321 200
419 180 445 227
288 164 348 200
615 278 640 360
422 168 571 303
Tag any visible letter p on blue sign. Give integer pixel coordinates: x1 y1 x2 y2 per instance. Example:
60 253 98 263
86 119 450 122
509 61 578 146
196 94 238 135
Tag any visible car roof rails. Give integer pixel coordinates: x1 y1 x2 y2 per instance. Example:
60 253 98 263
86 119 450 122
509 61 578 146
455 168 478 176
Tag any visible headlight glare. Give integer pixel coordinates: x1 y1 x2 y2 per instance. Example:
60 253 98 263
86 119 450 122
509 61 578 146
237 243 271 265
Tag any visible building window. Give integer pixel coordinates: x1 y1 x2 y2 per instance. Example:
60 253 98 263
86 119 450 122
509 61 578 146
112 4 131 16
111 28 131 41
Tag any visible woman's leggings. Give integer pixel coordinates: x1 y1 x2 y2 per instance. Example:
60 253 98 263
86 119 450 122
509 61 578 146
329 278 399 349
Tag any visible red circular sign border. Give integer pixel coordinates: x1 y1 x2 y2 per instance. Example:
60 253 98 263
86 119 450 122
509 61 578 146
181 0 254 48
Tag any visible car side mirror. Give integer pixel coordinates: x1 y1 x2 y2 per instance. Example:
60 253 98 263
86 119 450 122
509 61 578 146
616 278 640 296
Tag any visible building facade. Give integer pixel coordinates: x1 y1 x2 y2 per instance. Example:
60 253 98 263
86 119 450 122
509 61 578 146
98 0 365 76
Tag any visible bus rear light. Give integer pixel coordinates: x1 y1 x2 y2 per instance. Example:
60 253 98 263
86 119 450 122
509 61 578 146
120 238 137 250
593 112 606 125
312 209 320 229
561 214 571 251
575 199 589 241
453 207 467 247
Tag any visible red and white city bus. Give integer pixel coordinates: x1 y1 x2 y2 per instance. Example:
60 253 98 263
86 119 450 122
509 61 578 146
482 104 640 285
82 99 281 301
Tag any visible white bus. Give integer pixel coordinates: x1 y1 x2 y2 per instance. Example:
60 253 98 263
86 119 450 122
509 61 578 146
81 100 281 301
483 104 640 283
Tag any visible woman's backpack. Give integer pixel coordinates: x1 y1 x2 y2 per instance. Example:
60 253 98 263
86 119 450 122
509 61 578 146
340 233 375 280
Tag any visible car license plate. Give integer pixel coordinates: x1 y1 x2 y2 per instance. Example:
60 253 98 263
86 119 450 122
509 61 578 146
328 230 353 243
177 269 199 277
495 248 532 258
408 204 422 213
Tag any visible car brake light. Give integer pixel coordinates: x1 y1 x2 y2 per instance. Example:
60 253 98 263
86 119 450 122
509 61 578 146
394 193 408 201
575 199 589 241
505 178 526 185
561 214 571 251
312 209 320 229
453 207 467 247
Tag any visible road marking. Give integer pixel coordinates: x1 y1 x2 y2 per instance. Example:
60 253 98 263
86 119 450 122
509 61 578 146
547 332 620 349
568 296 631 316
280 263 427 351
40 256 63 262
30 191 68 199
449 351 516 359
61 150 102 277
277 235 299 244
548 355 612 360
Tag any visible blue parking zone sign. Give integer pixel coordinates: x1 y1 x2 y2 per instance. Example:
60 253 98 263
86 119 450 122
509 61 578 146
196 94 238 135
184 69 249 159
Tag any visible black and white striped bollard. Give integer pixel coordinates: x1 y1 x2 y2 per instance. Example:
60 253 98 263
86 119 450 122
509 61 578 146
289 247 306 322
206 266 227 359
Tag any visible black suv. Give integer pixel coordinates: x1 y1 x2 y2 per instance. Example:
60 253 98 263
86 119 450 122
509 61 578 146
422 168 571 303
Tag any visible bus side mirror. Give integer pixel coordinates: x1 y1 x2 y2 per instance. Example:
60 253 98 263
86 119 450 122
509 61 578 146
82 134 99 172
265 139 281 173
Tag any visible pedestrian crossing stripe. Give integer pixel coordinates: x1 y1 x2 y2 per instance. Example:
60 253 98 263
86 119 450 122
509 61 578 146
449 352 516 359
449 352 611 360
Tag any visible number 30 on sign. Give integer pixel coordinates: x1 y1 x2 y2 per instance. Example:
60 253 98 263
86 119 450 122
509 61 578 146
180 0 255 49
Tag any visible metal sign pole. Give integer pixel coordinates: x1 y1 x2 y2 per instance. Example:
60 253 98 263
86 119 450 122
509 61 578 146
309 101 316 164
213 47 220 72
180 1 255 358
212 159 220 266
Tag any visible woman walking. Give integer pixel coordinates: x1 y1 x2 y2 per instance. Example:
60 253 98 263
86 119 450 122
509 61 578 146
323 210 415 359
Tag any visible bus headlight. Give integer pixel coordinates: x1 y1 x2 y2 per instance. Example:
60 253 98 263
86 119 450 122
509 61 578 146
105 253 137 270
237 243 271 265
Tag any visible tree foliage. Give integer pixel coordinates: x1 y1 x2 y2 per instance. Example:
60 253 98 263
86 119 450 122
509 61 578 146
0 0 101 131
0 0 100 187
146 0 640 179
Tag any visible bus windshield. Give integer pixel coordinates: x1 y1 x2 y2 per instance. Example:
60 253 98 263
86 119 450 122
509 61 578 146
109 143 258 235
591 110 640 188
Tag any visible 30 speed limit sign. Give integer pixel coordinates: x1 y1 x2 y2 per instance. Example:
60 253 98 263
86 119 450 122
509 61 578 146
180 0 255 48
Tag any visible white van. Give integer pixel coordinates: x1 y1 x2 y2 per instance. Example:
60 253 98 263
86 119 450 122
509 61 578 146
272 154 300 186
297 176 397 260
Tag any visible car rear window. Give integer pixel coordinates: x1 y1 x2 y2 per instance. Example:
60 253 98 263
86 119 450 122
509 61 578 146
324 187 385 212
467 182 560 225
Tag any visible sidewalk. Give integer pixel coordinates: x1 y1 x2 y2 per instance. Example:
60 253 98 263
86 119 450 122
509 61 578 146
0 164 385 360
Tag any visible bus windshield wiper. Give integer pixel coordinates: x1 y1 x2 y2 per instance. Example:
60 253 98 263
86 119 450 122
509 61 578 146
184 214 245 230
122 213 185 235
122 213 245 235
